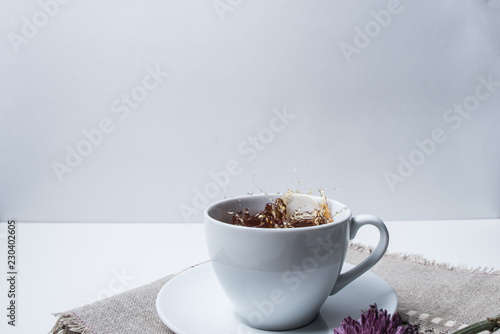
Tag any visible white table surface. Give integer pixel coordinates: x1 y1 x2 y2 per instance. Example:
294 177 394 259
0 219 498 333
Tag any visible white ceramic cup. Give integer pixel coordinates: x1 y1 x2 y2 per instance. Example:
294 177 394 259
204 194 389 331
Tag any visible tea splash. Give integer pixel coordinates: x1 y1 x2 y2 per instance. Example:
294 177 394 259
231 190 333 228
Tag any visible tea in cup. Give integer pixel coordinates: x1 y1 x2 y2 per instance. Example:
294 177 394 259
204 193 389 331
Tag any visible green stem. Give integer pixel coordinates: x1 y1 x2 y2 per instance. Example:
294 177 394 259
453 316 500 334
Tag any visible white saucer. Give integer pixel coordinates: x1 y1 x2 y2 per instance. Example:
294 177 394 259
156 263 397 334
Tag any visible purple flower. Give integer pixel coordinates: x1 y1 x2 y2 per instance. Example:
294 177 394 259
334 304 419 334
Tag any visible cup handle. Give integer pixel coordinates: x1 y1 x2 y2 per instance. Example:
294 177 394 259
330 214 389 295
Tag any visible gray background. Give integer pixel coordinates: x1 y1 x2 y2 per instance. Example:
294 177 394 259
1 0 499 222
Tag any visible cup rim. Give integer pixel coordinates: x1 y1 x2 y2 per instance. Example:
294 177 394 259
204 193 352 232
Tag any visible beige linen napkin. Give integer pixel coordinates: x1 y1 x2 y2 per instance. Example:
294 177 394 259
347 244 499 334
50 245 499 334
51 273 177 334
